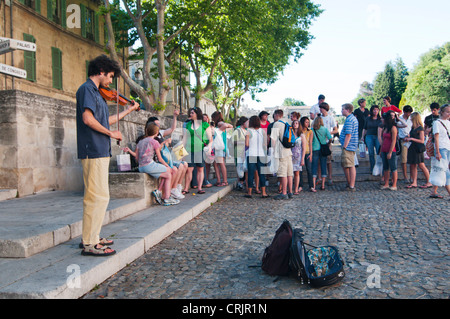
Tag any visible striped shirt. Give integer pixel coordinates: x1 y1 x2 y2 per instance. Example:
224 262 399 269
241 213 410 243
339 113 359 152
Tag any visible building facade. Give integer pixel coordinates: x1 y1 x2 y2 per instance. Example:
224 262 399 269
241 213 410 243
0 0 136 197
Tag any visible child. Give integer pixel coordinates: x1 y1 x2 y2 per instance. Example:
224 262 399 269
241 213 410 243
124 123 179 206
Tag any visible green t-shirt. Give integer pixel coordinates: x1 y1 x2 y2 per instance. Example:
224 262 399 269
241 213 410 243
186 121 210 152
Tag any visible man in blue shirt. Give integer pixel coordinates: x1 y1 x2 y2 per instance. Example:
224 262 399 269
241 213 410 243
340 103 359 191
77 55 139 256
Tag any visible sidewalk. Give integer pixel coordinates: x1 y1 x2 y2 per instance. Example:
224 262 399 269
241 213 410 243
0 182 234 299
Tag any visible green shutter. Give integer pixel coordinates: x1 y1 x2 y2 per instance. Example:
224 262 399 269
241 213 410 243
94 14 99 43
52 47 62 90
61 0 66 28
23 33 36 82
35 0 41 14
80 3 86 38
47 0 53 21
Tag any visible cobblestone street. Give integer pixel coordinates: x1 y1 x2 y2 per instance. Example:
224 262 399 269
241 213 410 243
82 180 449 300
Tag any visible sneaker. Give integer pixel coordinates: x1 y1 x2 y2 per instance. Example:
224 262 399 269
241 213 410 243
163 197 180 206
171 188 185 199
287 193 293 199
273 194 288 200
152 190 163 205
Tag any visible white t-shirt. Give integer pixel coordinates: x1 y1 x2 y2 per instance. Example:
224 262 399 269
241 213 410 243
309 103 320 118
247 128 266 157
398 115 412 139
433 119 450 150
320 115 336 140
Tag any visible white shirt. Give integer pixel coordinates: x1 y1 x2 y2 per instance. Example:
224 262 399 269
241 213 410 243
247 128 266 157
433 119 450 150
320 115 336 140
398 115 412 139
309 103 320 118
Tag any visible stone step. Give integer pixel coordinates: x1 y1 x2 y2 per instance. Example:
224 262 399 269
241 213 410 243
0 189 17 201
0 173 160 258
0 182 234 298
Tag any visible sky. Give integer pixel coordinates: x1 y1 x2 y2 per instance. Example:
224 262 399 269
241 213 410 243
243 0 450 114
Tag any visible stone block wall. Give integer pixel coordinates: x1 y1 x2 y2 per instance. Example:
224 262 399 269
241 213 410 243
0 90 181 197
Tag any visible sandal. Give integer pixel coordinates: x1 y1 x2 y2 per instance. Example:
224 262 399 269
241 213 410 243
310 188 317 193
197 190 205 194
419 184 432 189
244 194 252 198
182 190 189 195
81 244 116 257
262 195 270 198
405 185 417 189
79 237 114 249
429 194 443 199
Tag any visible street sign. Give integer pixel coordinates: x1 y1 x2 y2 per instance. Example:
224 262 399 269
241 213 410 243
0 38 37 55
0 63 27 78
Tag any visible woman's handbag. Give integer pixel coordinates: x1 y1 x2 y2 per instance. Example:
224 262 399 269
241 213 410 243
416 143 426 154
313 129 331 157
172 142 188 161
425 136 435 157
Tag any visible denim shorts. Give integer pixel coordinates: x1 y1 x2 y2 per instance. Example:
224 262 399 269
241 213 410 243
139 161 168 178
381 151 397 172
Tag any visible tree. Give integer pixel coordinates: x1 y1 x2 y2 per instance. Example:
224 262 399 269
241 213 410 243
403 42 450 113
102 0 322 117
367 58 408 107
282 98 305 106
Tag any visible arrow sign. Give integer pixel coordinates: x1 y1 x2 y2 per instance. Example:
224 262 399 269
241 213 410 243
0 38 37 54
0 63 27 78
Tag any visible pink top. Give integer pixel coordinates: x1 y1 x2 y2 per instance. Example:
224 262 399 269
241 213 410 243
136 137 161 167
381 131 396 153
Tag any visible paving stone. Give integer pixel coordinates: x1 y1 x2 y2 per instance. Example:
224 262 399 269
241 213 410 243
82 180 449 299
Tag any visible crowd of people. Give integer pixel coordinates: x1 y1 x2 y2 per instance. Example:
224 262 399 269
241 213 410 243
125 94 450 205
76 54 449 257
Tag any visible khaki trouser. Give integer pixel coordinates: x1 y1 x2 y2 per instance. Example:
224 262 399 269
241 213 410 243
81 157 110 246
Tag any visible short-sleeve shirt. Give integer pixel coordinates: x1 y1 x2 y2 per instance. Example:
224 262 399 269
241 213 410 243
339 113 359 152
353 108 369 137
363 117 382 136
381 105 402 115
76 79 111 159
185 120 210 153
433 119 450 150
136 137 161 167
312 126 332 151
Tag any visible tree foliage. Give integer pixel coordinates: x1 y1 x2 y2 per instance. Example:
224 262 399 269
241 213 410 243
102 0 322 116
403 42 450 113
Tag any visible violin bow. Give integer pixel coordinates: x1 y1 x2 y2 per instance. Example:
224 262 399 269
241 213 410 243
117 77 120 146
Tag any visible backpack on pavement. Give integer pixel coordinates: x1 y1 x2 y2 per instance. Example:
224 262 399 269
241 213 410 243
261 220 293 276
289 228 345 287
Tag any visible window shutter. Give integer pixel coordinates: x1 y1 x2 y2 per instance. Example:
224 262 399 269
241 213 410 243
80 3 86 38
61 0 66 28
94 14 99 43
52 47 62 90
35 0 41 14
47 0 53 21
23 33 36 82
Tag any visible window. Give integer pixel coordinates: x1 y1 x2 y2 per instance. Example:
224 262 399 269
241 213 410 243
80 4 99 43
47 0 66 28
18 0 41 13
51 47 62 90
23 34 36 82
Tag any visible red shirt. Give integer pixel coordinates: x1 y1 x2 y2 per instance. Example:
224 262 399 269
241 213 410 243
381 105 402 115
260 121 270 133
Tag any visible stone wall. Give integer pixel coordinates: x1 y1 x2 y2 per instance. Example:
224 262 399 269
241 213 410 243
0 90 182 197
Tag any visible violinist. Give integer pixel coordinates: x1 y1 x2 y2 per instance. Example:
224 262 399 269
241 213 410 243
76 55 139 257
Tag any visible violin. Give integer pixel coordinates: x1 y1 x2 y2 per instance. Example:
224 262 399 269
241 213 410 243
99 86 140 111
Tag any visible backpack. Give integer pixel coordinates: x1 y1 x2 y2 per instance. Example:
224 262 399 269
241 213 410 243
261 220 293 276
289 228 345 287
279 121 296 148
